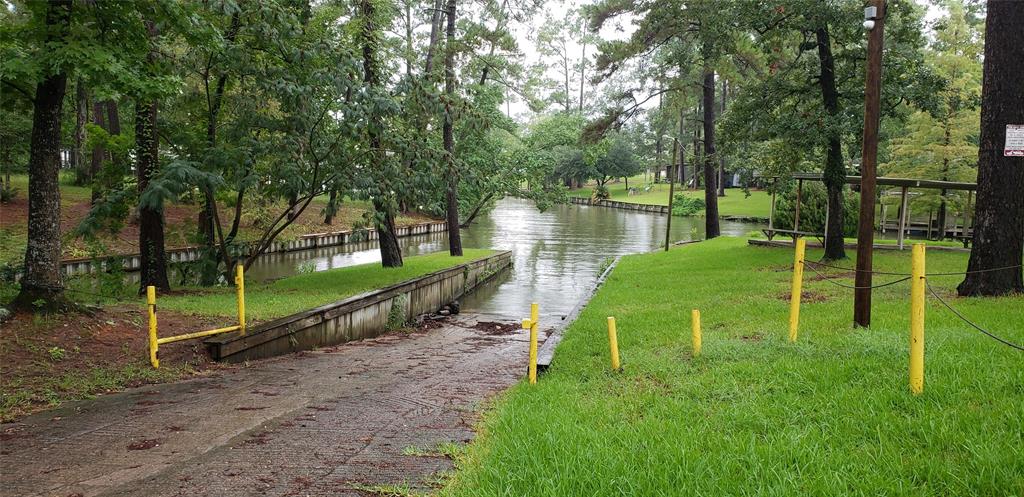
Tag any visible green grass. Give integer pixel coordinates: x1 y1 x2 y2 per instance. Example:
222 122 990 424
442 238 1024 496
745 232 970 249
1 362 192 422
5 172 93 202
158 249 496 321
570 180 771 218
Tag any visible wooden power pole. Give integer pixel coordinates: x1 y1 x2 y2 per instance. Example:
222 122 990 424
854 0 885 327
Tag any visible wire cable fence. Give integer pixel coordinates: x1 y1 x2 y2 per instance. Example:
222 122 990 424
925 279 1024 352
800 260 1022 278
924 264 1023 277
801 260 912 290
796 258 1023 352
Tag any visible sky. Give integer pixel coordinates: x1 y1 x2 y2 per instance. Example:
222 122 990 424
504 0 948 122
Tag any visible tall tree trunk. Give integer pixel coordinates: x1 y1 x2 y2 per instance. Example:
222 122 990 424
85 99 124 204
564 53 571 112
443 0 462 256
424 0 444 75
702 70 720 238
679 106 686 188
656 92 664 181
717 79 727 196
404 0 414 77
362 0 403 267
198 11 242 286
816 26 847 260
135 105 168 291
578 36 586 114
137 20 169 295
12 0 71 312
324 188 338 225
89 100 106 202
692 101 701 189
73 79 88 186
937 122 952 239
958 1 1023 296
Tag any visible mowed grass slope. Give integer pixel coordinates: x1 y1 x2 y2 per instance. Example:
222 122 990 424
158 249 495 322
570 180 771 218
443 238 1023 496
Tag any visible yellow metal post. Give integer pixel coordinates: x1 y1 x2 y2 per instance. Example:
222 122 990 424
527 303 539 384
235 264 246 335
691 309 702 357
607 316 621 371
147 286 159 369
910 243 925 395
788 238 807 342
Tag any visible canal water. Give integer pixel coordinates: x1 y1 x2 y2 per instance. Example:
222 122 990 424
246 197 763 320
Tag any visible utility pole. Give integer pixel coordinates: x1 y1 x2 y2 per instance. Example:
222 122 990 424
665 137 677 251
854 0 885 327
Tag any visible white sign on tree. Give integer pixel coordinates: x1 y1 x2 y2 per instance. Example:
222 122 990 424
1006 124 1024 157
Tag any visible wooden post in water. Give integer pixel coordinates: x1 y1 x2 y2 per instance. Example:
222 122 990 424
665 135 679 251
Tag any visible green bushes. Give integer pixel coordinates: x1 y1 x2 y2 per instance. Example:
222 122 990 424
772 182 858 235
591 185 610 201
671 194 705 216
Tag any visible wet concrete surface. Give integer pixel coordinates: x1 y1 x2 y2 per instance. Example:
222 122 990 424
0 315 540 497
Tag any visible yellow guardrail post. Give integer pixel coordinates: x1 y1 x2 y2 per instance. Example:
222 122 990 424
522 302 539 384
235 263 246 335
147 285 159 369
789 238 806 342
607 316 621 371
691 309 702 357
910 243 925 395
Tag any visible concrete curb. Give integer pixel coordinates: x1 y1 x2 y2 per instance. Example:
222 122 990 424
536 255 621 372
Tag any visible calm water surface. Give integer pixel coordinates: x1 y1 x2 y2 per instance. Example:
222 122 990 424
245 197 763 320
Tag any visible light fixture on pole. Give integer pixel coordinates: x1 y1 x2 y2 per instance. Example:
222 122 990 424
863 5 878 30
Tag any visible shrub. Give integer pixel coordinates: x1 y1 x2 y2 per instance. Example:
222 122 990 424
772 182 858 236
591 185 610 201
0 183 18 203
671 194 706 216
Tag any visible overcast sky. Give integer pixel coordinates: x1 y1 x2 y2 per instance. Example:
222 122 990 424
504 0 948 122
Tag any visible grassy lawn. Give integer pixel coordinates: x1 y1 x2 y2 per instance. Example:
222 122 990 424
0 173 437 265
746 232 970 249
443 238 1023 496
570 180 771 218
158 249 496 322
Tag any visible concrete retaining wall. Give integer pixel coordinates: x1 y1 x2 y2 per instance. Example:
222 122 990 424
569 196 768 223
57 221 448 277
569 196 669 213
204 250 513 363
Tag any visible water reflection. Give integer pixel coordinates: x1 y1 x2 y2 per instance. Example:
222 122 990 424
244 197 763 320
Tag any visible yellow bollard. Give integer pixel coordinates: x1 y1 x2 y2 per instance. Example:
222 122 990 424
788 238 807 342
147 285 159 369
607 316 621 371
691 309 702 357
910 243 925 395
526 303 539 384
235 264 246 335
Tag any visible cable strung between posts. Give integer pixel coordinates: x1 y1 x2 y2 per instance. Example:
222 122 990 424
801 261 912 290
802 260 910 276
925 280 1024 352
925 264 1023 277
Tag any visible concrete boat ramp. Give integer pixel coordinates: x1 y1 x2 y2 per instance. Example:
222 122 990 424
1 315 543 497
